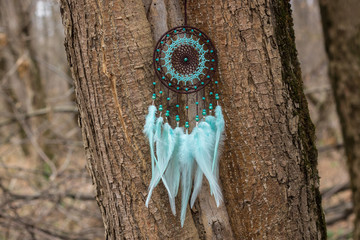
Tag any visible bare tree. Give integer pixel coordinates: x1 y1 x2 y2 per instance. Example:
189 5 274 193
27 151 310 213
0 1 104 239
59 0 326 239
319 0 360 238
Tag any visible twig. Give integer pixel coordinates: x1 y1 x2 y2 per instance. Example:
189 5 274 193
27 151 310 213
325 201 353 225
321 182 350 199
0 106 78 128
318 143 344 153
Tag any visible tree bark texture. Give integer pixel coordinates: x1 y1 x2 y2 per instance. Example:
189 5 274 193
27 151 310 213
60 0 326 239
319 0 360 238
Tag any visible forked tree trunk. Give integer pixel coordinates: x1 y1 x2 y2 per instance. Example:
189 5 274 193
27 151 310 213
60 0 326 239
319 0 360 238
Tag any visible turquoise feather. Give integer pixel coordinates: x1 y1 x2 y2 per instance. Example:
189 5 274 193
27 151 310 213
144 105 225 225
143 105 157 181
146 117 174 207
163 126 182 215
192 121 222 207
178 131 194 227
190 164 203 208
212 106 225 175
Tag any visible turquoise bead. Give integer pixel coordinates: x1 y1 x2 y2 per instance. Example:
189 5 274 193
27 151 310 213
210 92 213 95
185 122 189 128
165 112 170 117
215 96 220 100
201 82 204 85
156 58 159 61
185 88 188 91
210 68 214 70
195 115 200 122
176 104 179 108
174 30 177 33
209 106 213 110
207 40 210 43
177 87 180 90
152 95 156 100
195 102 199 105
167 97 170 101
185 106 189 109
210 50 214 53
207 75 210 78
157 49 160 52
202 97 205 100
184 57 188 62
162 76 165 79
215 81 218 84
153 82 156 85
159 91 163 94
169 83 172 86
157 68 161 71
160 41 164 44
194 86 197 89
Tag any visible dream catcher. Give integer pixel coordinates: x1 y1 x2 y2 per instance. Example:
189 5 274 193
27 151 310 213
144 0 225 226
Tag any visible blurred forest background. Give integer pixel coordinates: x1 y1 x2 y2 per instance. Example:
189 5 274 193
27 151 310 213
0 0 353 239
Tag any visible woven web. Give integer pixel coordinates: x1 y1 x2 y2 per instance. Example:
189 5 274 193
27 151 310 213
161 34 209 84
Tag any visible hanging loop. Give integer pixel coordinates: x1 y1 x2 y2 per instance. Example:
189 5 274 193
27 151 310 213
184 0 188 26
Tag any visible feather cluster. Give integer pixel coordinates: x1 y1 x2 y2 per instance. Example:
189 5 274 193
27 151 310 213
144 105 225 226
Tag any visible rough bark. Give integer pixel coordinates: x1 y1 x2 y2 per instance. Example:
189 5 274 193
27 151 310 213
319 0 360 238
60 0 326 239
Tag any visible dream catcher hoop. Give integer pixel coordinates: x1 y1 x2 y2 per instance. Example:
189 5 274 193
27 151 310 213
144 0 225 227
153 26 217 94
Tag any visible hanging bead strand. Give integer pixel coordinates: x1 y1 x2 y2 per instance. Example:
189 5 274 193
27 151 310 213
152 81 156 105
165 87 170 120
195 91 199 125
202 88 206 119
185 93 189 132
159 84 164 116
214 79 219 105
176 92 180 127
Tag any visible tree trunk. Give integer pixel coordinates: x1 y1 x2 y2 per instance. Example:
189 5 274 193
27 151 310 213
59 0 326 239
319 0 360 238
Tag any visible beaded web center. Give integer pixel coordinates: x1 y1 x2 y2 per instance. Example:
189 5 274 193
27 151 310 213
162 34 208 84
